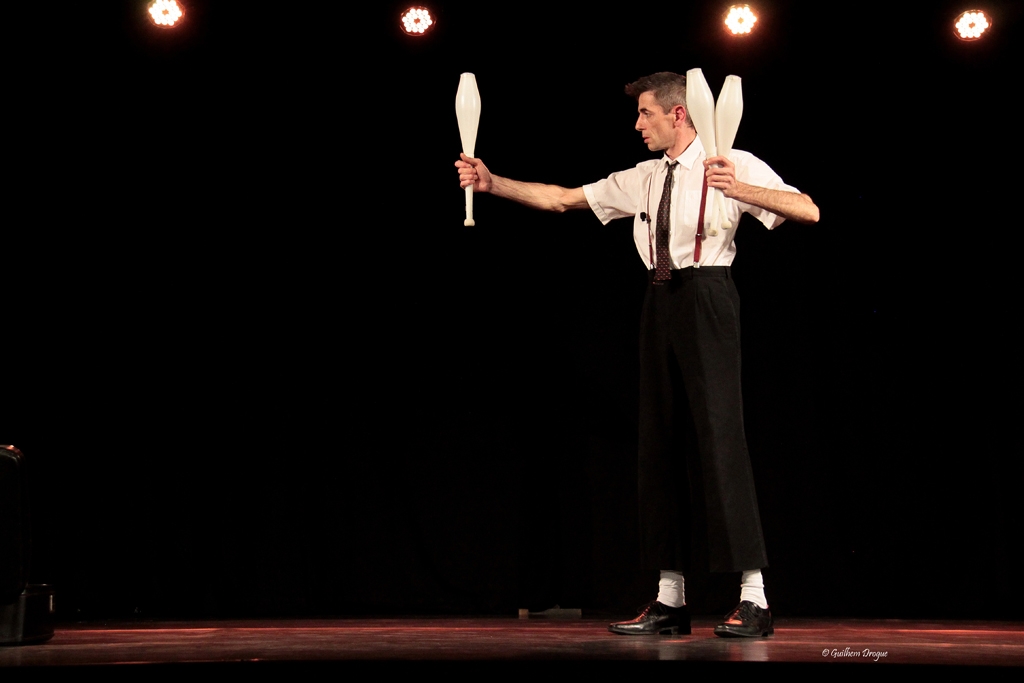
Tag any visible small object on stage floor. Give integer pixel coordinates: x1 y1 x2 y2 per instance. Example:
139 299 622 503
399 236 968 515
520 605 582 618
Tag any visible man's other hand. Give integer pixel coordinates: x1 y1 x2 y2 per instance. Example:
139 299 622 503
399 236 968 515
704 156 741 197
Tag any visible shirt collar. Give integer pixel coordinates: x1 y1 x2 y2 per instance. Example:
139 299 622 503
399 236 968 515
663 135 705 171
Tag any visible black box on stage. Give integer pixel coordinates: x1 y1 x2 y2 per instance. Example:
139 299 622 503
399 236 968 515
0 585 53 645
0 445 54 645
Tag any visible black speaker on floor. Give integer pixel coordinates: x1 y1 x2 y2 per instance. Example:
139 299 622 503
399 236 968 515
0 445 54 645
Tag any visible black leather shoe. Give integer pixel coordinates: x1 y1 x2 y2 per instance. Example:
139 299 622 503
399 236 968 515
609 601 691 635
713 600 774 638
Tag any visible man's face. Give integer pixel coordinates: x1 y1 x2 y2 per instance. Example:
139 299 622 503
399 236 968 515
635 91 677 152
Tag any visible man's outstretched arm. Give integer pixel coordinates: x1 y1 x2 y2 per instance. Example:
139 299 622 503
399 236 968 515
456 153 589 214
705 156 820 225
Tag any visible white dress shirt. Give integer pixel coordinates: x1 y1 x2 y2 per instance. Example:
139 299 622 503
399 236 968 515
583 137 798 268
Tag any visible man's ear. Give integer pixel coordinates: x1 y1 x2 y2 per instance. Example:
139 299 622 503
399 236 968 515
672 105 687 127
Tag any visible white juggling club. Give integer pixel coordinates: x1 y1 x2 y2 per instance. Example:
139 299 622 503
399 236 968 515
713 75 743 231
685 68 721 236
455 73 481 227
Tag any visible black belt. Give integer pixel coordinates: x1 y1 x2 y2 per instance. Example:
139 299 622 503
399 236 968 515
649 266 731 283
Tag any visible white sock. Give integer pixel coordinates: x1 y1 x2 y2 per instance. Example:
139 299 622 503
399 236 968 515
657 570 686 608
740 569 768 609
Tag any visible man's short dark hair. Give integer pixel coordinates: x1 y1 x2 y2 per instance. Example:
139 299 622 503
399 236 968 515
625 72 692 128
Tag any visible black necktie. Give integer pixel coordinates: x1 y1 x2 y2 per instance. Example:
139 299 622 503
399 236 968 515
654 161 678 283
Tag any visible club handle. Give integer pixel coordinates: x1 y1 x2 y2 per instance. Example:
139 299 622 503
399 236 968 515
715 193 733 231
706 187 720 237
464 186 475 227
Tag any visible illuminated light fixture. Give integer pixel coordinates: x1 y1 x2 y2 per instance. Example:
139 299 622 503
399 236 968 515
149 0 184 28
724 4 758 35
954 9 990 40
400 7 434 36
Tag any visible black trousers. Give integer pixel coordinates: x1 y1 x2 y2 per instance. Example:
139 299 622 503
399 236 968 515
638 266 768 573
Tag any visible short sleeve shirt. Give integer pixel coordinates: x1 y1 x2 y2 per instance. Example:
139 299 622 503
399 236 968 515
582 137 798 268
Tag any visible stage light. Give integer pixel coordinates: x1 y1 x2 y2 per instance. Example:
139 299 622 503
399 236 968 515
724 5 758 36
400 7 435 36
954 10 990 41
149 0 184 28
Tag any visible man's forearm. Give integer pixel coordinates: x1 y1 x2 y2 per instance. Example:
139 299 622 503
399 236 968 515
730 183 819 224
489 175 588 214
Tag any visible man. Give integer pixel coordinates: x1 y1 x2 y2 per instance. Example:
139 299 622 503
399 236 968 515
455 72 818 637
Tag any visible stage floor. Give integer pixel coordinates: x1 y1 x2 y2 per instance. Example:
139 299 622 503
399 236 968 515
2 616 1022 673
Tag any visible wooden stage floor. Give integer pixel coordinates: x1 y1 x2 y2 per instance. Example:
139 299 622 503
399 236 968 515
2 616 1022 675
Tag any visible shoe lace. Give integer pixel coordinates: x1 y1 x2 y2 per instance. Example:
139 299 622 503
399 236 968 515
726 601 758 622
637 601 662 616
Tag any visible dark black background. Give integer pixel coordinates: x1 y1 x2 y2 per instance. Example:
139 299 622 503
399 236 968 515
3 0 1021 620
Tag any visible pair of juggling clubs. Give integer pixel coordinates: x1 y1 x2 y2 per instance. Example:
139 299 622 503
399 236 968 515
685 69 743 237
456 73 481 227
